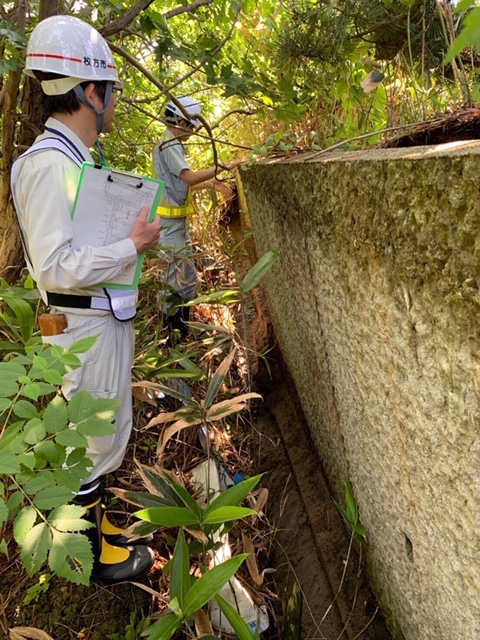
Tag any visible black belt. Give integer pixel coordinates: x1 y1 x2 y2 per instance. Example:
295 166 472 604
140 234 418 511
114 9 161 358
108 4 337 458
46 292 94 309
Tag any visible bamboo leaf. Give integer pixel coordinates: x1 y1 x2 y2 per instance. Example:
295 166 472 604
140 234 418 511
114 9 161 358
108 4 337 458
203 506 257 524
170 529 190 607
205 475 262 513
134 506 201 527
214 593 256 640
141 614 182 640
157 416 203 459
239 250 278 294
182 554 249 618
206 393 261 421
204 349 236 409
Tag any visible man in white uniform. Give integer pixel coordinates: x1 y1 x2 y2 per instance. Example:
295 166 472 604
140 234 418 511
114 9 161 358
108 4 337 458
11 15 161 580
152 97 236 336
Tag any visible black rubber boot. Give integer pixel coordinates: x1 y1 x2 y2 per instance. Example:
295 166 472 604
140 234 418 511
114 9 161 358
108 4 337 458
164 305 191 339
73 480 154 581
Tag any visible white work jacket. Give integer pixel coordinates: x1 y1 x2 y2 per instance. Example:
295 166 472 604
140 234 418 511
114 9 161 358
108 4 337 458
11 118 138 305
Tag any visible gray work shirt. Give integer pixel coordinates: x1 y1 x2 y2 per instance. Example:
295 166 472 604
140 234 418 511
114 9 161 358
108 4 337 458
152 130 190 206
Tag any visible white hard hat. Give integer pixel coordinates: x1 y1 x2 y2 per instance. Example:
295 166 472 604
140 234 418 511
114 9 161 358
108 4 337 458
165 97 202 128
25 15 121 95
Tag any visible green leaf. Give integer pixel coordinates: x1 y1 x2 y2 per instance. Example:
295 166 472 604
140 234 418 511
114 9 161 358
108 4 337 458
52 468 86 493
0 497 8 526
185 289 240 306
14 505 38 545
18 451 36 470
215 593 255 640
2 295 35 343
22 382 56 400
134 507 201 527
58 352 82 368
167 596 183 618
34 441 66 466
0 421 24 451
158 474 203 519
49 531 93 585
7 490 25 515
123 491 180 509
206 475 262 513
141 614 182 640
182 554 249 618
0 19 28 48
203 506 257 524
42 369 64 386
0 450 21 473
20 522 51 576
0 379 19 397
47 504 92 532
170 529 190 608
204 349 236 410
239 250 278 294
68 391 120 424
352 523 367 541
0 360 25 379
68 336 98 354
13 400 39 420
345 479 358 525
23 418 46 445
0 538 8 557
444 7 480 64
43 395 68 434
55 428 88 449
136 468 184 507
22 471 55 495
76 418 116 437
0 397 12 411
33 486 73 510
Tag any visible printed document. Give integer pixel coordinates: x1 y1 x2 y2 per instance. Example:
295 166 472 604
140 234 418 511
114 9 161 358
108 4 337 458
71 163 164 289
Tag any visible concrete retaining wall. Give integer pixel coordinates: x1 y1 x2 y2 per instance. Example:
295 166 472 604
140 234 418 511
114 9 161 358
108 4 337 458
239 141 480 640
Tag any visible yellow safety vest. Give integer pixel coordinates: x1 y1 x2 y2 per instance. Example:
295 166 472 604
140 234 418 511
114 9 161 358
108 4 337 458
156 191 195 218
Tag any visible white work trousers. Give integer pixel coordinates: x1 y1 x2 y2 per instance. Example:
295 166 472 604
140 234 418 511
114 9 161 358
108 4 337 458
43 310 135 484
158 217 198 314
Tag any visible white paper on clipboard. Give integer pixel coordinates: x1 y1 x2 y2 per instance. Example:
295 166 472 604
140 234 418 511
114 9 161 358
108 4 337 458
71 162 164 289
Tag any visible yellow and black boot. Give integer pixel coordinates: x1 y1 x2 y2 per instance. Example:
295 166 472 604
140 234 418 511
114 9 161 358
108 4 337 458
101 512 154 547
73 480 154 581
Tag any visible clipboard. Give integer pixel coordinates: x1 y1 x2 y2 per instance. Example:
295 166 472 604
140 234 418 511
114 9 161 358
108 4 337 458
71 162 164 289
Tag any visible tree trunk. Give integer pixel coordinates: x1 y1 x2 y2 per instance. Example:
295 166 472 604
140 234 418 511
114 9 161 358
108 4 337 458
0 0 58 286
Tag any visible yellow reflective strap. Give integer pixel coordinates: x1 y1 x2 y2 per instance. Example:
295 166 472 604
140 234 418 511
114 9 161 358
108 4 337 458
156 191 195 218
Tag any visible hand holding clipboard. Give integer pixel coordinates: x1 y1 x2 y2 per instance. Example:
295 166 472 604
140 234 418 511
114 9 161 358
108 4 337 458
71 163 164 289
130 205 161 253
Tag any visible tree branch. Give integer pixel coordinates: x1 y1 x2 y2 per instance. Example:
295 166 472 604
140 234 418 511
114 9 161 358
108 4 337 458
99 0 214 38
109 1 241 171
163 0 214 20
99 0 156 38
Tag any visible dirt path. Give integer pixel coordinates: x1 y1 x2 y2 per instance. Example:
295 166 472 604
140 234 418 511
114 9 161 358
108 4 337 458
251 352 391 640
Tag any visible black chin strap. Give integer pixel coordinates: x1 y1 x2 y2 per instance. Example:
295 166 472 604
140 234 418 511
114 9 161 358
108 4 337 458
73 82 113 134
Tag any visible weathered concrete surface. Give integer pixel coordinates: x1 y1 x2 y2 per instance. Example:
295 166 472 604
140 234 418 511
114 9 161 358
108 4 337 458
238 141 480 640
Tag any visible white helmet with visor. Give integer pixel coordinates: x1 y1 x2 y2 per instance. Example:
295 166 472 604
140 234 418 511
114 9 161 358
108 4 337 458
25 15 122 134
24 15 121 96
165 97 202 129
